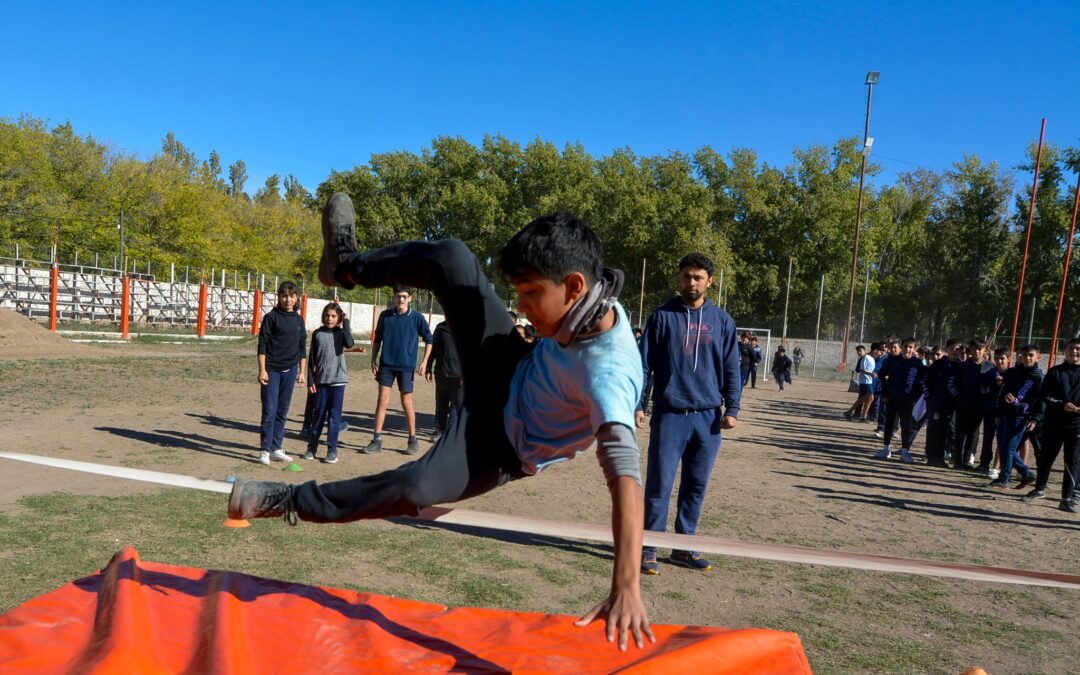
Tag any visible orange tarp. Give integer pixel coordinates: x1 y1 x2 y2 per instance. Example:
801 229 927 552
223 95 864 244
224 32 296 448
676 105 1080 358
0 547 812 673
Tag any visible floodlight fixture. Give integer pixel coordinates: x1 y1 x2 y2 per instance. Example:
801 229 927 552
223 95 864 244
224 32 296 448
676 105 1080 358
866 71 880 85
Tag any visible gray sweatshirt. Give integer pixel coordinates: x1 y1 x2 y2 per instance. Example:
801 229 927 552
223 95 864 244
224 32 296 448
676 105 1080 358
307 321 354 386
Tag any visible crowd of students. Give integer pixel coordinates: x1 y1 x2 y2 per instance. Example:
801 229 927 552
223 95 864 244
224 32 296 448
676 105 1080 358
840 336 1080 514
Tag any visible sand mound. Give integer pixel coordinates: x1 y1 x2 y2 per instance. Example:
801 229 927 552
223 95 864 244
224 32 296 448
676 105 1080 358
0 308 102 359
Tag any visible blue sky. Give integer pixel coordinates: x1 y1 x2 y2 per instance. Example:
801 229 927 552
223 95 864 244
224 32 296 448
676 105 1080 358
3 1 1079 195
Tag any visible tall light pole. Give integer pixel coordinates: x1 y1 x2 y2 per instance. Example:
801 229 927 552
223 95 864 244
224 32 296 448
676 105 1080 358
839 70 879 371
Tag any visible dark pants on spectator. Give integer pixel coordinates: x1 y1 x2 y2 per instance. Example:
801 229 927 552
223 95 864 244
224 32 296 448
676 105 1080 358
434 374 464 434
882 400 918 449
875 394 887 431
978 414 997 469
1035 427 1080 501
260 365 297 451
952 407 981 468
924 399 956 464
644 408 722 537
775 371 792 390
749 366 758 388
308 385 346 454
292 240 531 522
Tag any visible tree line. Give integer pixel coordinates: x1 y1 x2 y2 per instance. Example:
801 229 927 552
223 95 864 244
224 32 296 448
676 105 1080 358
2 114 1078 345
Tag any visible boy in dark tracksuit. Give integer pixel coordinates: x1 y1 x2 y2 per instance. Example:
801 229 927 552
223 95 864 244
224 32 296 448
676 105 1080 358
1024 338 1080 512
425 320 463 439
989 345 1042 489
874 338 927 463
924 339 962 467
772 347 793 390
977 349 1009 476
949 340 991 470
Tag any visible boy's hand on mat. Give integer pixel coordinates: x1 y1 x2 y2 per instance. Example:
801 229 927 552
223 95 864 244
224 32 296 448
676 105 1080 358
575 588 655 651
720 415 738 430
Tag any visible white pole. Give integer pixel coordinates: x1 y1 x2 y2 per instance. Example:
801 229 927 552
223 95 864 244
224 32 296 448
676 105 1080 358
781 257 793 346
638 258 646 329
812 273 825 379
718 269 725 308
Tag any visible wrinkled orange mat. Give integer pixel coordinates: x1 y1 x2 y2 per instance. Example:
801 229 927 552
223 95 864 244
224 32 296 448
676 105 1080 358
0 547 811 673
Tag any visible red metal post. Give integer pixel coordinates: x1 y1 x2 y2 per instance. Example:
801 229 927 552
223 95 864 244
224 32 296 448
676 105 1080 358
251 289 263 336
197 283 208 338
48 263 59 332
120 276 131 340
300 293 308 324
1048 173 1080 366
1010 118 1047 355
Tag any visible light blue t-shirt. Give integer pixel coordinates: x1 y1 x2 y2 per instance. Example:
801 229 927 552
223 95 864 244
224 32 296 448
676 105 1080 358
505 303 643 475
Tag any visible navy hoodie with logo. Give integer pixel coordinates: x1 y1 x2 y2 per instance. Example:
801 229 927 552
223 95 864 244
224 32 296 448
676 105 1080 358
997 364 1044 419
882 355 928 405
639 297 742 417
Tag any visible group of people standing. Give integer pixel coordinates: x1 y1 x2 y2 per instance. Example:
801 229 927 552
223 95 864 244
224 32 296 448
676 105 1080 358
843 336 1080 513
255 281 462 466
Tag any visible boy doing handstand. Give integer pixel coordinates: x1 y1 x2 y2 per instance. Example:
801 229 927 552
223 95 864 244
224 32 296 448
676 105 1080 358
228 195 654 650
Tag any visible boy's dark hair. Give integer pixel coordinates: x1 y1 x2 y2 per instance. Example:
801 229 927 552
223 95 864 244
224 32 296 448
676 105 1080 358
856 344 866 352
276 281 299 308
993 347 1009 358
902 337 918 347
777 346 786 353
498 212 603 285
322 302 343 321
392 285 411 296
1066 336 1080 348
945 338 960 348
968 339 986 350
1019 344 1039 354
524 324 539 339
870 341 882 351
678 253 715 278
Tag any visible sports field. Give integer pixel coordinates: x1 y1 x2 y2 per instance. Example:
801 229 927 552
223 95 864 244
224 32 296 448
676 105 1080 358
0 317 1076 673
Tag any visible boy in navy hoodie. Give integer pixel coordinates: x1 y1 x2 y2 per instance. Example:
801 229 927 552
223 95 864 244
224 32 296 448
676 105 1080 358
636 253 741 574
1024 338 1080 512
949 339 991 469
924 339 962 466
977 348 1010 477
874 338 927 463
989 345 1042 489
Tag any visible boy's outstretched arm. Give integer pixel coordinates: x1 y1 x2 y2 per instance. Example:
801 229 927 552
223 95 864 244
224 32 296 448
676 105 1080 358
575 474 655 651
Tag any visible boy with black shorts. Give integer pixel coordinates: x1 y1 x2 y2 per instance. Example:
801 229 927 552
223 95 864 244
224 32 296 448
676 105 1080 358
229 196 654 650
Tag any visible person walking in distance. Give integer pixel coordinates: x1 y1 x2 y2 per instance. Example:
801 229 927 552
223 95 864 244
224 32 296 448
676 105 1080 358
637 253 741 574
425 320 463 442
361 286 433 456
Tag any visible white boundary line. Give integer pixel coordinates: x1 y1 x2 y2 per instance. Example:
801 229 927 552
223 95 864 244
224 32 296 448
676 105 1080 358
2 451 1078 590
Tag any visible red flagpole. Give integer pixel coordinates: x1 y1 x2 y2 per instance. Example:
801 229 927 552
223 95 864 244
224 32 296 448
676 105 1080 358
1010 118 1046 355
1048 173 1080 366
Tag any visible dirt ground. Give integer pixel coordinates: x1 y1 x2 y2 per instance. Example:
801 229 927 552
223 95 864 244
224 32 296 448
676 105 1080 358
1 309 1077 673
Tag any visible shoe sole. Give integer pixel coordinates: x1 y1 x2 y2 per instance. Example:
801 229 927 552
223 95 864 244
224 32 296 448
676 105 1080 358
319 193 358 288
227 479 249 519
641 567 660 576
325 457 338 464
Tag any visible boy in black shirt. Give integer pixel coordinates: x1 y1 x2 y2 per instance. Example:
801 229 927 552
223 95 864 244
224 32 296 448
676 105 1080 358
1024 338 1080 512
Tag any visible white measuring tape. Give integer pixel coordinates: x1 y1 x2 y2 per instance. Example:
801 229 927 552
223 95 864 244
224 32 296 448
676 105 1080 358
2 451 1078 590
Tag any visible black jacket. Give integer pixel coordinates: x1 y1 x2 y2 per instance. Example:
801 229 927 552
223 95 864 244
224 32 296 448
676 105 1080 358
426 321 462 380
1035 361 1080 430
257 307 307 370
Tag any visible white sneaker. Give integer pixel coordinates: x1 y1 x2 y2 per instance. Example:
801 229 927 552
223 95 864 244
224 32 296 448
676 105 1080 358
269 449 291 462
874 448 892 460
900 449 915 463
874 430 885 439
988 468 1000 480
258 451 271 465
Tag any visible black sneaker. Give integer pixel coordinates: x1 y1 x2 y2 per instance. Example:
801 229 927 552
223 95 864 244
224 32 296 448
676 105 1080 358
406 437 420 455
227 479 297 524
318 192 359 289
360 438 382 454
325 450 338 464
1015 472 1037 490
1059 500 1078 514
669 550 712 571
1021 488 1047 502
